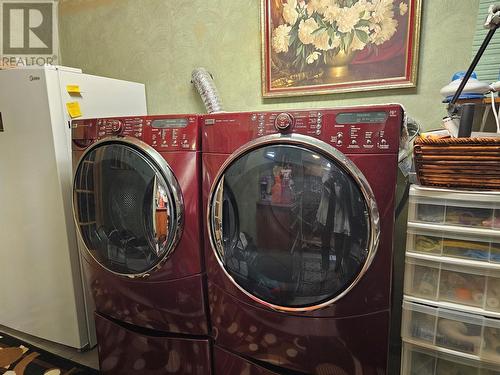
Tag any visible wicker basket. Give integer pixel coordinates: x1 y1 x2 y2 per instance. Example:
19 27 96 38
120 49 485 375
413 137 500 190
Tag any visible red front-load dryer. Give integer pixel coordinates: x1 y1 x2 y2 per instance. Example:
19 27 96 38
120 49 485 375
202 105 403 374
72 115 211 374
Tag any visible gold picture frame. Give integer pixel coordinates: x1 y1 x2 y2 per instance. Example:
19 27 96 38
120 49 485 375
261 0 422 97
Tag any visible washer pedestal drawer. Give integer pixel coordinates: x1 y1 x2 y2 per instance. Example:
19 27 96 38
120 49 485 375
94 313 212 374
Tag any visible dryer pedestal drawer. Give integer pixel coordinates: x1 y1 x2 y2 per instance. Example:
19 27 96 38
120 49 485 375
94 313 211 374
214 346 281 375
85 263 209 336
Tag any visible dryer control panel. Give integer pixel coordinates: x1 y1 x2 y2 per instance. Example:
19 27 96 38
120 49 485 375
202 105 403 154
72 115 200 151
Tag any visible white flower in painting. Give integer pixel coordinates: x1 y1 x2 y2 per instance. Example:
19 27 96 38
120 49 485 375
371 17 398 45
298 18 319 45
336 6 361 34
307 0 329 16
272 24 292 53
371 0 395 24
283 0 299 25
400 2 408 15
313 30 333 50
323 4 341 24
306 51 321 64
352 0 374 15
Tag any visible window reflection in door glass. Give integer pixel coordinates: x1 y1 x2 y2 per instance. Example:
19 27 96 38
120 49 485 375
212 145 371 308
74 144 174 275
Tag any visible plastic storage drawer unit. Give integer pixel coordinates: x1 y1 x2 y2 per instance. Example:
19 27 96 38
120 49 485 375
406 224 500 263
402 300 500 363
404 256 500 314
401 342 500 375
408 186 500 230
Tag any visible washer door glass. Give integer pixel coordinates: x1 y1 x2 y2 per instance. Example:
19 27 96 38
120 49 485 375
210 144 377 309
73 142 181 276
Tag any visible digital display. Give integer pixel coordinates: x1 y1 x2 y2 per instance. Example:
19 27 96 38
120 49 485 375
151 118 188 129
336 112 388 124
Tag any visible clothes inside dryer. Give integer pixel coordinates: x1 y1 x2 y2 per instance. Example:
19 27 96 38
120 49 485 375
74 143 175 275
210 144 371 308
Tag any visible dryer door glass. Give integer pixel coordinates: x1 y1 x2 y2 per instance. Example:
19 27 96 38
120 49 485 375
73 142 181 276
210 144 378 309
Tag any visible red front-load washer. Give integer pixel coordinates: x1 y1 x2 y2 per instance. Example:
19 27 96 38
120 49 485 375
202 105 403 374
72 115 211 374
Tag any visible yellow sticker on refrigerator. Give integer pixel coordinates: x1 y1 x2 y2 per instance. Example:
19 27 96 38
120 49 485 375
66 85 81 95
66 102 82 119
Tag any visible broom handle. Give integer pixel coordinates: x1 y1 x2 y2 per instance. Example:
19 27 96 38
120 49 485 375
448 26 498 115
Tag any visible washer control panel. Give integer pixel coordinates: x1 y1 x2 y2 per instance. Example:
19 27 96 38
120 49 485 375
203 105 402 154
72 115 200 151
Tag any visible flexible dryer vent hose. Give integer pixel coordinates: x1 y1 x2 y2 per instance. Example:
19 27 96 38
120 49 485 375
191 68 223 113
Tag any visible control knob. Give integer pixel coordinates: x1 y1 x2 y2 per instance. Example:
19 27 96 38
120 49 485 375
110 120 123 135
274 113 294 132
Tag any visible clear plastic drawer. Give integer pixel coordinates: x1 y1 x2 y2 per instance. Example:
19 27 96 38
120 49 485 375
402 342 500 375
402 300 500 363
404 257 500 314
408 186 500 231
407 225 500 263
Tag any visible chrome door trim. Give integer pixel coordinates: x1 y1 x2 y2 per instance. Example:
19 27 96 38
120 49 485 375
207 133 380 312
72 136 184 279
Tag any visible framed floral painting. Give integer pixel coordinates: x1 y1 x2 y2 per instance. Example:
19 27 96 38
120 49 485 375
261 0 422 97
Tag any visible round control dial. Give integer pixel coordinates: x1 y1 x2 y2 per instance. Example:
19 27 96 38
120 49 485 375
274 113 294 132
109 120 123 134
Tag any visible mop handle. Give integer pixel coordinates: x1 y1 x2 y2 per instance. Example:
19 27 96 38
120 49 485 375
448 28 498 114
448 5 500 115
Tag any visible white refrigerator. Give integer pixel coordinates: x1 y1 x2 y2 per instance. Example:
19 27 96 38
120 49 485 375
0 65 147 349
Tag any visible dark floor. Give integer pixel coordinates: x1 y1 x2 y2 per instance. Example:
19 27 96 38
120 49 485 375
0 324 99 370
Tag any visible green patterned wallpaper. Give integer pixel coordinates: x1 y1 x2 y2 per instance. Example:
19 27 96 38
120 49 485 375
59 0 479 130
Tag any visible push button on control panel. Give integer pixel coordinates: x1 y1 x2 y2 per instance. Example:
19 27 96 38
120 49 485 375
274 113 294 132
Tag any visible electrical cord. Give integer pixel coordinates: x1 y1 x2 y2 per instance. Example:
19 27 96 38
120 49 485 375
491 91 500 133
